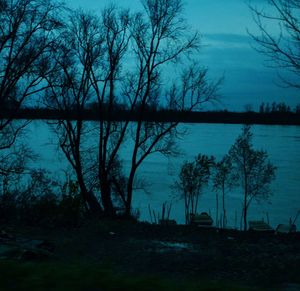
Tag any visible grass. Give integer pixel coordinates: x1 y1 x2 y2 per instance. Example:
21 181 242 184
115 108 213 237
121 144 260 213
0 261 259 291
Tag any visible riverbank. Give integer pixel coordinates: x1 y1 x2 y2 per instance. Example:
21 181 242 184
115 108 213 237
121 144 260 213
2 108 300 125
1 220 299 290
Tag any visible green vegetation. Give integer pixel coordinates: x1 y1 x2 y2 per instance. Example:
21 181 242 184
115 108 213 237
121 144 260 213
0 171 85 227
0 261 256 291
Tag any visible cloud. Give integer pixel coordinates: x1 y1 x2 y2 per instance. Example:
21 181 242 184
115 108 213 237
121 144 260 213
204 33 250 43
192 32 299 110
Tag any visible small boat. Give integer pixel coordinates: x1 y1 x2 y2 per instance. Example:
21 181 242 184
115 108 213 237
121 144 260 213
190 212 213 227
248 220 274 232
276 224 297 234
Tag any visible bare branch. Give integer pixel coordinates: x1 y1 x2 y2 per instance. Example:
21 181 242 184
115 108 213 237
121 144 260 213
249 0 300 88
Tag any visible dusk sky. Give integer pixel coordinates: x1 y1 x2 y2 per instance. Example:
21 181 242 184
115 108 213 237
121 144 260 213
66 0 299 111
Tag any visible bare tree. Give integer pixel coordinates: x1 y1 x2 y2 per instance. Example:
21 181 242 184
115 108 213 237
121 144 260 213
212 155 237 228
249 0 300 88
0 143 34 195
175 154 215 224
0 0 62 148
89 5 132 216
121 0 221 216
47 0 221 218
45 10 104 215
0 0 62 202
229 125 276 231
46 6 133 217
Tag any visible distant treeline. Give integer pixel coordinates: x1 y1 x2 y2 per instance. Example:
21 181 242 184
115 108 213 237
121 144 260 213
1 107 300 125
258 102 300 114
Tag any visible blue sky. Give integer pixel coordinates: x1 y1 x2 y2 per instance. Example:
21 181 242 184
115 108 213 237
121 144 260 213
65 0 299 111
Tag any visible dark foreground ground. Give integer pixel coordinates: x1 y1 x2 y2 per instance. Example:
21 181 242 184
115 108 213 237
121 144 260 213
0 220 299 291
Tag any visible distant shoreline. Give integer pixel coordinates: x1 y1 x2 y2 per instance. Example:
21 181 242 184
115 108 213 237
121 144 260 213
1 108 300 125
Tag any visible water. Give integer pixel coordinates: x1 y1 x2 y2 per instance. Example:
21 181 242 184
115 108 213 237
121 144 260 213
28 122 300 229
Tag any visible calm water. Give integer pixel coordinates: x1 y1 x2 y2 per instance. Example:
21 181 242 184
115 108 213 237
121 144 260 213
29 122 300 229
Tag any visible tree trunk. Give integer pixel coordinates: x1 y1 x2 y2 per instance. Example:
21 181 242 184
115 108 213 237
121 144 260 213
222 184 226 229
125 171 135 217
216 192 219 228
100 180 115 217
184 193 189 225
243 165 248 231
243 204 248 231
76 169 102 216
85 190 103 215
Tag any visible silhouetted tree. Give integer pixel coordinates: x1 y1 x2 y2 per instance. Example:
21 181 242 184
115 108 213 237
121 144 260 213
259 102 265 113
0 0 62 149
45 10 103 215
244 104 253 112
0 144 34 196
212 155 237 228
229 125 276 231
271 102 277 113
175 154 215 224
89 5 132 216
277 102 290 112
260 101 292 113
47 0 221 218
249 0 300 88
122 0 221 216
0 0 62 193
47 6 135 216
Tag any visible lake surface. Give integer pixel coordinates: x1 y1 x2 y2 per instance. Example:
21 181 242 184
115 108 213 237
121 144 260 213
28 122 300 229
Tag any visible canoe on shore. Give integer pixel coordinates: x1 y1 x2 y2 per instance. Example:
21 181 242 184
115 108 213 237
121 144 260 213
190 212 214 227
248 221 274 232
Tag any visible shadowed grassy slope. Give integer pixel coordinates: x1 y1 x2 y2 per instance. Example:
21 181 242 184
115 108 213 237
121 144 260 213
0 261 257 291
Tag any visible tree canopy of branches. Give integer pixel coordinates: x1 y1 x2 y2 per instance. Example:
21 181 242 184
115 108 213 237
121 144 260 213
45 7 133 216
120 0 221 216
229 125 276 231
175 154 215 224
0 0 62 143
0 0 62 190
45 10 104 215
249 0 300 88
45 0 221 218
